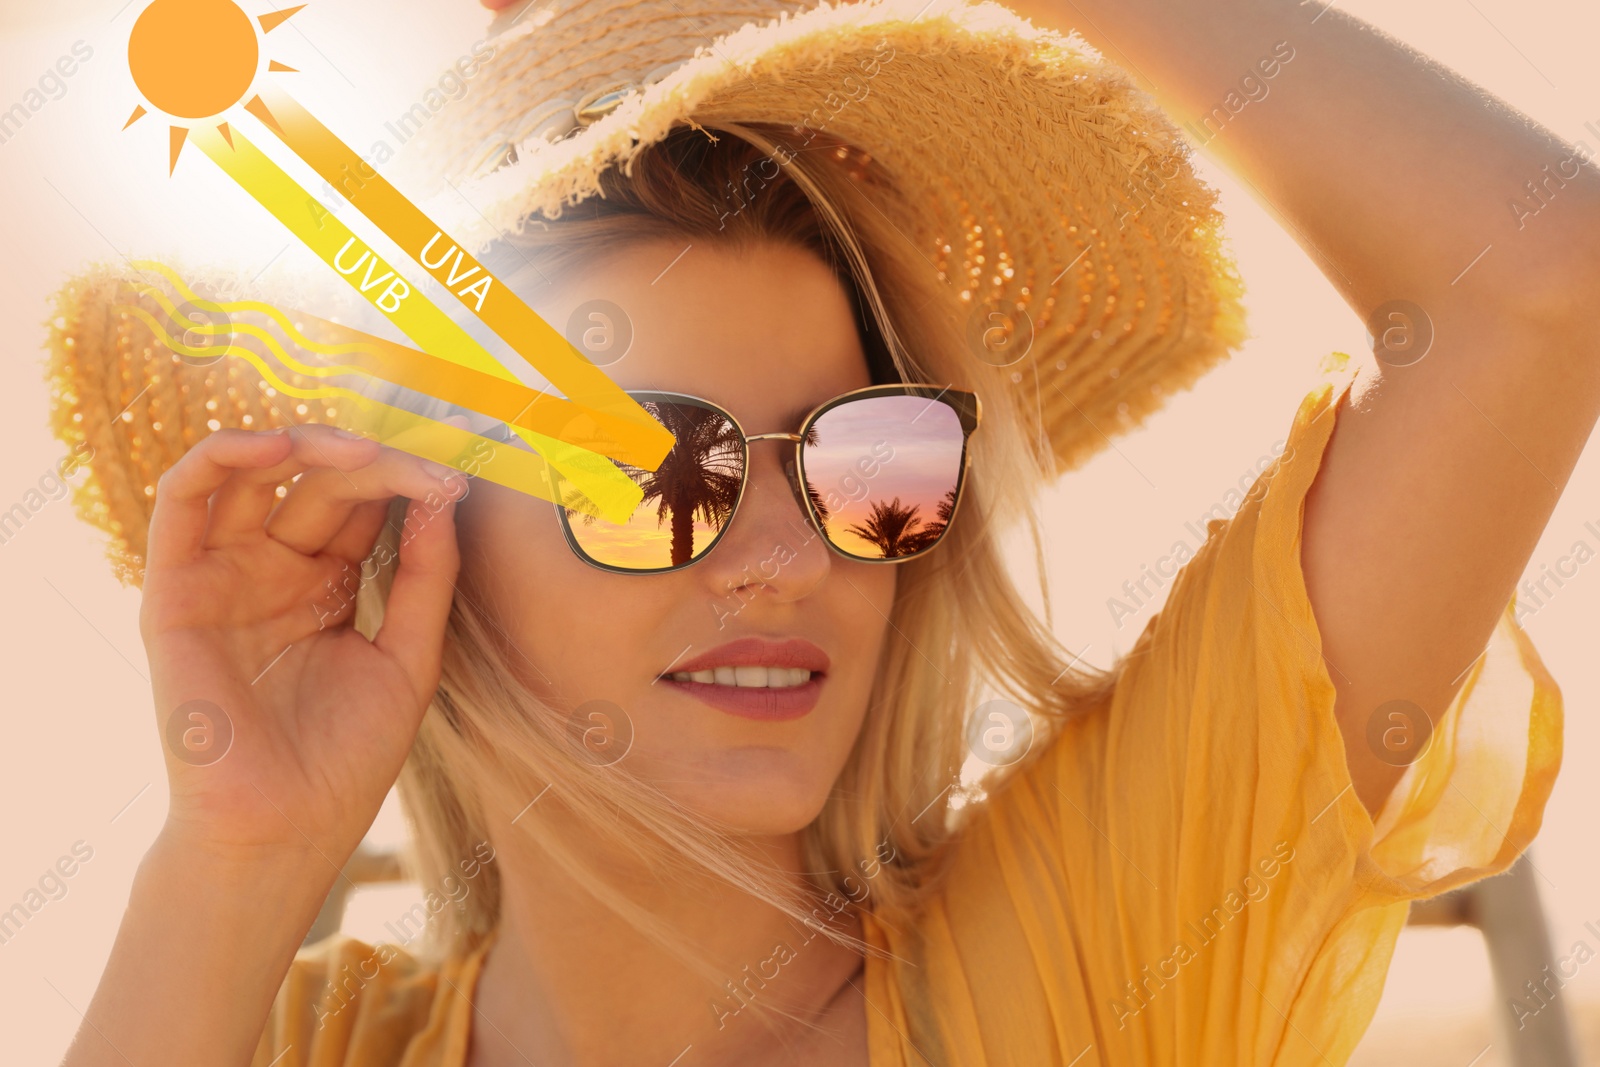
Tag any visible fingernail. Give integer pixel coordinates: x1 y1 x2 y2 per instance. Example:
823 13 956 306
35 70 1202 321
423 460 457 479
330 427 366 440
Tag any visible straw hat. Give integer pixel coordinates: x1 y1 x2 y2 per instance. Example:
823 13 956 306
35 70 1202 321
44 0 1246 586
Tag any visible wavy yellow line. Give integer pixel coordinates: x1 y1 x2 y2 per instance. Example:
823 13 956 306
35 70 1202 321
130 261 392 367
121 305 356 404
130 284 368 382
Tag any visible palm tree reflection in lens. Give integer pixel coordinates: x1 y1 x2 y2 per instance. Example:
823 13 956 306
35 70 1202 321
842 487 957 559
804 394 966 561
564 400 743 569
801 423 831 525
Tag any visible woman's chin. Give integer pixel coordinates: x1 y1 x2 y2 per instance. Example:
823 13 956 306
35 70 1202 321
617 742 851 831
645 753 836 836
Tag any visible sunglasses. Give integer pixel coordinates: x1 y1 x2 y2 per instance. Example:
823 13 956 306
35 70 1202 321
551 384 981 574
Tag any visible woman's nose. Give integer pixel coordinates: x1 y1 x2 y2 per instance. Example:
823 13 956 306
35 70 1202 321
696 449 830 610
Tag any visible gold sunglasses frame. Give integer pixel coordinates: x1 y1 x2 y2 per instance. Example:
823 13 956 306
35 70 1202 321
552 383 982 574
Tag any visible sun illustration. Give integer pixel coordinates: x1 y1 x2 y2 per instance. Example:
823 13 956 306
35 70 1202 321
125 0 305 173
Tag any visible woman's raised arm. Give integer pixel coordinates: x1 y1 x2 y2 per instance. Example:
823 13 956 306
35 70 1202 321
1009 0 1600 814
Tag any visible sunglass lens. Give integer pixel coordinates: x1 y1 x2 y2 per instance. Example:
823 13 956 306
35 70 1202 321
802 395 966 560
560 398 744 571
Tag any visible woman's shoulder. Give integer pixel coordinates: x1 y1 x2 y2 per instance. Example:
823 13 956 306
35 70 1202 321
252 931 490 1067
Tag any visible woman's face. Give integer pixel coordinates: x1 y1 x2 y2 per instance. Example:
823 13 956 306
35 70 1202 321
456 238 896 835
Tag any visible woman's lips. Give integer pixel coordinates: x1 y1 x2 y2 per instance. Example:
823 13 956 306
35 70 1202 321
658 675 823 721
652 639 825 723
660 637 829 720
668 636 830 675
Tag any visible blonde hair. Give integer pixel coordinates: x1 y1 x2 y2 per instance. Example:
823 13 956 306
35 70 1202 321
355 122 1118 976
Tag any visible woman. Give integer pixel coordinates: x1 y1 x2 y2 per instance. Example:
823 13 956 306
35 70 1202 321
49 0 1594 1062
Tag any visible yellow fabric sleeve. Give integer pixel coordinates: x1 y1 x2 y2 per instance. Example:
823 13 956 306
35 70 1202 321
862 372 1563 1066
250 934 485 1067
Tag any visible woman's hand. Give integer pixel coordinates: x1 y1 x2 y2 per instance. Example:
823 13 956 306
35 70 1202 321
61 422 469 1067
140 423 464 867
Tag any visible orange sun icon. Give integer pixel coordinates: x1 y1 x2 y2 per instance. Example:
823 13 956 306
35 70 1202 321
125 0 305 173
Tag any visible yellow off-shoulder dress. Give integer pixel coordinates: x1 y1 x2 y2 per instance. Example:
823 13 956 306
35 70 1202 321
253 375 1564 1066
